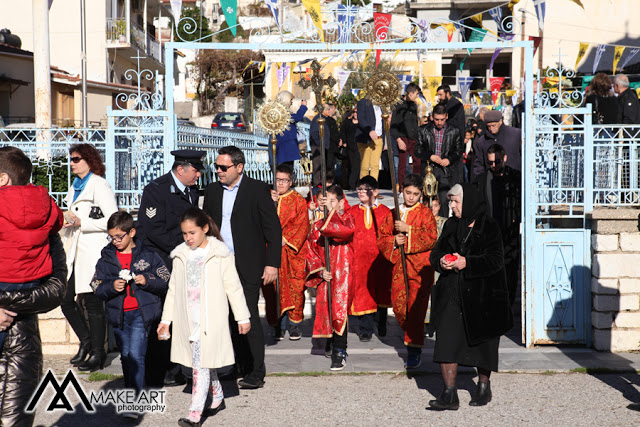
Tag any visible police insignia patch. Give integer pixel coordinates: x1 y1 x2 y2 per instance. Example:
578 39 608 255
146 207 157 218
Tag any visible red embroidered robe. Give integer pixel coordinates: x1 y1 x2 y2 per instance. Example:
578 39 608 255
305 209 355 337
378 203 437 347
347 203 393 315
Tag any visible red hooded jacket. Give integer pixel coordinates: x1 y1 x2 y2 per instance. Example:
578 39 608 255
0 184 64 283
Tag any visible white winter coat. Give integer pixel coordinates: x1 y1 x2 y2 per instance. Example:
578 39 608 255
162 237 250 369
60 174 118 294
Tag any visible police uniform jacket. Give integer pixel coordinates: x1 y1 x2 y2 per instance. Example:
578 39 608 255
137 172 198 267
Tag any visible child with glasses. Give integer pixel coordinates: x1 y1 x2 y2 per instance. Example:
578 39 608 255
0 147 64 352
93 211 170 420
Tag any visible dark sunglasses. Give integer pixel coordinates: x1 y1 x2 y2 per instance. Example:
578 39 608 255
70 157 84 163
489 158 502 166
214 163 236 172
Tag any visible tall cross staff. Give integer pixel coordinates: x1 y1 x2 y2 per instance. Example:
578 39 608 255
364 72 411 306
297 59 336 322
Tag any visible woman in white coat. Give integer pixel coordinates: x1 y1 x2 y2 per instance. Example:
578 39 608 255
61 143 118 372
158 207 250 427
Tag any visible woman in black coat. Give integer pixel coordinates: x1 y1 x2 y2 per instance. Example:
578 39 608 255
427 183 512 410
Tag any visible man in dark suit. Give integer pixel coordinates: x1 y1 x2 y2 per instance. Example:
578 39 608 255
203 145 282 389
137 149 205 387
437 84 466 137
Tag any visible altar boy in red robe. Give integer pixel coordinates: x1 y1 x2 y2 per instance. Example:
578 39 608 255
270 163 310 341
305 185 355 371
347 176 393 341
378 174 437 370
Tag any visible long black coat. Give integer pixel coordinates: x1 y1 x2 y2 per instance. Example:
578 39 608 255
428 212 513 346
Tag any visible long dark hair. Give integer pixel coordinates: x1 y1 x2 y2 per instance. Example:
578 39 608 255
180 207 222 240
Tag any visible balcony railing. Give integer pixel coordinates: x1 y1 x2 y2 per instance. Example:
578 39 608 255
106 18 164 64
106 17 127 44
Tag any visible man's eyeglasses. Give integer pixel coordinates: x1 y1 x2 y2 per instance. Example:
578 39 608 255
356 187 373 192
107 231 129 243
70 157 84 163
488 158 502 166
214 163 236 172
276 178 291 184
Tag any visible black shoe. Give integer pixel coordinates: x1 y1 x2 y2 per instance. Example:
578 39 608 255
70 342 91 366
289 325 302 340
164 373 187 387
469 381 492 406
274 326 285 341
202 399 225 417
238 376 265 389
324 340 332 358
359 333 372 342
330 350 347 371
428 386 460 411
178 417 201 427
77 352 106 372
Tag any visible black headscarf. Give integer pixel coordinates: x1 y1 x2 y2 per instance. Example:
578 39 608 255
455 183 488 252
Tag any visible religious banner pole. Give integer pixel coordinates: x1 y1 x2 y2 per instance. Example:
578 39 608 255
298 59 337 322
256 99 292 323
364 72 411 304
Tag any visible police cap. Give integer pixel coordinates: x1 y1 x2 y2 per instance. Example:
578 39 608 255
171 149 207 170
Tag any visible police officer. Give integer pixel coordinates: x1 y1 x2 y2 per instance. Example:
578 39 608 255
137 149 206 387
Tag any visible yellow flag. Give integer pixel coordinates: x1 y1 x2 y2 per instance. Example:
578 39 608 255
426 76 443 102
575 42 589 70
302 0 324 42
508 0 520 10
363 50 372 71
259 61 266 73
568 0 585 9
506 89 517 98
394 37 414 59
470 14 483 27
613 46 626 75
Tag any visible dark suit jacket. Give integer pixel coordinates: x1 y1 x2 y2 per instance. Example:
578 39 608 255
444 96 466 136
355 98 377 144
202 175 282 286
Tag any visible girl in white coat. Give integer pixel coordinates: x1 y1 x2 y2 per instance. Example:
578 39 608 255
158 207 250 427
61 143 118 372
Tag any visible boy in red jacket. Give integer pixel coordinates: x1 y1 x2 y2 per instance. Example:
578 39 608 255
0 147 64 350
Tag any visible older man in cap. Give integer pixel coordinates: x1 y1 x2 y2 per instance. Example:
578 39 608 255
473 110 521 176
137 148 206 387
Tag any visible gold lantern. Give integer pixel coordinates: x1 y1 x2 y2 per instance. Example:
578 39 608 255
423 163 438 202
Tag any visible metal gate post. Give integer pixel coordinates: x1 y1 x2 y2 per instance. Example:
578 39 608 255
164 43 175 174
523 42 535 348
105 107 116 191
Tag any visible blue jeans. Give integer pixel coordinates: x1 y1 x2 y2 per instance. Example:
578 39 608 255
113 310 149 394
0 280 39 352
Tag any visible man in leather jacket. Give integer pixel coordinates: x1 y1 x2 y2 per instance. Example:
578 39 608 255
415 104 464 217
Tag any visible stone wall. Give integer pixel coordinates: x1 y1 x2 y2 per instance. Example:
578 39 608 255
39 307 79 355
590 207 640 352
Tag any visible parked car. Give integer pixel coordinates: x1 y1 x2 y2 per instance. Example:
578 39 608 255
211 112 246 132
177 119 196 127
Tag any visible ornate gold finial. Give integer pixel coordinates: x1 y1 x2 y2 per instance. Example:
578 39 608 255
423 163 438 199
364 72 400 109
256 100 291 136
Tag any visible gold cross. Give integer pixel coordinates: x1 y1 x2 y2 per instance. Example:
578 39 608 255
297 59 336 114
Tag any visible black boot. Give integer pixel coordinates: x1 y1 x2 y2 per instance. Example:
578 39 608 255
377 308 387 337
70 341 91 366
78 314 106 372
428 386 460 411
469 381 492 406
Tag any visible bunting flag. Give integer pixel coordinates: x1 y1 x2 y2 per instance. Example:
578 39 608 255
429 22 457 42
529 36 542 56
488 7 503 27
508 0 521 10
302 0 324 42
453 21 465 42
426 76 443 102
619 48 640 73
575 42 589 70
397 74 414 93
363 49 372 71
568 0 585 8
469 13 483 27
374 12 392 66
351 88 361 97
593 44 607 74
265 0 279 26
533 0 546 32
276 64 284 89
458 76 475 102
394 37 414 59
220 0 238 36
284 63 291 88
170 0 182 19
417 91 428 106
613 46 626 75
490 48 503 71
337 69 352 94
460 28 487 71
489 77 505 105
259 61 266 73
337 4 356 44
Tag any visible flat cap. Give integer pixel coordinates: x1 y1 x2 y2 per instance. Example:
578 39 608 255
484 110 503 123
171 149 207 170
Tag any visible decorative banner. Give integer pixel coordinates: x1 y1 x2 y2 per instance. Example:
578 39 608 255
430 22 456 42
568 0 585 8
284 63 291 88
575 42 589 70
613 46 626 75
593 44 607 74
276 64 284 89
220 0 238 36
458 76 475 102
489 77 505 105
619 48 640 73
337 69 352 93
426 76 443 102
397 74 414 93
302 0 324 42
508 0 521 10
460 28 487 71
374 12 392 66
337 4 356 44
265 0 279 26
394 37 414 59
259 61 266 73
170 0 182 19
490 48 503 71
533 0 546 32
469 14 483 27
529 36 542 56
363 49 372 71
488 7 503 27
453 21 465 42
351 88 360 97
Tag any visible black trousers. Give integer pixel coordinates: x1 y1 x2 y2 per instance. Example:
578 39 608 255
357 313 375 335
230 283 265 380
61 274 105 354
347 148 361 190
311 145 335 186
